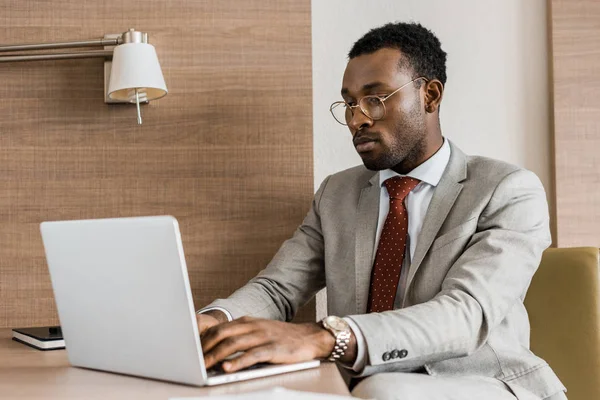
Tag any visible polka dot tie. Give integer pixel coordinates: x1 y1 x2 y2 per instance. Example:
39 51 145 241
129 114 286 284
367 176 421 313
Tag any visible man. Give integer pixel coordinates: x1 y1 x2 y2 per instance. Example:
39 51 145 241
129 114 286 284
196 22 566 400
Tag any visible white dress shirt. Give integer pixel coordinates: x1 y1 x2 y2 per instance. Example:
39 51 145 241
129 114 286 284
343 138 451 371
199 138 451 372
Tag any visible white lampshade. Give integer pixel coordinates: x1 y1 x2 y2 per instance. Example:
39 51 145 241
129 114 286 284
108 42 167 102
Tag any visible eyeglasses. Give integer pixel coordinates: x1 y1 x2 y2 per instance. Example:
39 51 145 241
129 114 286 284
329 77 427 126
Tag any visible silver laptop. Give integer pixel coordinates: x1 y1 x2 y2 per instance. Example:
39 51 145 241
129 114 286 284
40 215 319 386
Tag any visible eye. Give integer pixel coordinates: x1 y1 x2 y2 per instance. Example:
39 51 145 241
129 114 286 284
363 97 381 107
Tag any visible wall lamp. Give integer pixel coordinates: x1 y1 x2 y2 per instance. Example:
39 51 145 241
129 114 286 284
0 29 167 124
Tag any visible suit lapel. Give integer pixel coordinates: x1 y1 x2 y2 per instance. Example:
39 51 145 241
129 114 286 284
354 172 380 314
403 142 468 305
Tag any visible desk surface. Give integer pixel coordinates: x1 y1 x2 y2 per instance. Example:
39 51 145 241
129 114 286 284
0 329 350 399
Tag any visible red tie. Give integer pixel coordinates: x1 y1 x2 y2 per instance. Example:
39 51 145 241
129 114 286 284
367 176 421 313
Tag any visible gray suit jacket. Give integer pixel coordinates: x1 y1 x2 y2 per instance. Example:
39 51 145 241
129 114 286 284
207 141 565 399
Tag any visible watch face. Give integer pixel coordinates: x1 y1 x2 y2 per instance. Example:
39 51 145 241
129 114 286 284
325 316 349 331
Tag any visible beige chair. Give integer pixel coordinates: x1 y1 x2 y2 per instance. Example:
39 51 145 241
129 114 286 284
524 247 600 400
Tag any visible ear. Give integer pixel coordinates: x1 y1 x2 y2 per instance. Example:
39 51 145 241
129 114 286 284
423 79 444 113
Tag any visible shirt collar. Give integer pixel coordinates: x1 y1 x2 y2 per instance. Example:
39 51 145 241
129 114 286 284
379 138 451 189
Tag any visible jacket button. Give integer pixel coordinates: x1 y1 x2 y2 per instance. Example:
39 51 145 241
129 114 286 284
399 349 408 359
382 352 391 361
390 349 400 359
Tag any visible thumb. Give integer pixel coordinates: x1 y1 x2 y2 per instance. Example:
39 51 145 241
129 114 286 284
197 314 220 335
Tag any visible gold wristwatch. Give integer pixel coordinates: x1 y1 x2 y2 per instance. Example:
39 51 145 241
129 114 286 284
320 315 351 362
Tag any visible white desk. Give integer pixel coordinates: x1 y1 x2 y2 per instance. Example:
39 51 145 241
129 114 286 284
0 329 350 399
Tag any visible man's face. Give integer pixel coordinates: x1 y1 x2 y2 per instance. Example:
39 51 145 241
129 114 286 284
341 48 427 171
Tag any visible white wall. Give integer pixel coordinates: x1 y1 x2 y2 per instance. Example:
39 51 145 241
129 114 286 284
311 0 551 319
312 0 551 194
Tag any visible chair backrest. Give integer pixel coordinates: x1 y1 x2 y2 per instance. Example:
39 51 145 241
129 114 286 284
524 247 600 400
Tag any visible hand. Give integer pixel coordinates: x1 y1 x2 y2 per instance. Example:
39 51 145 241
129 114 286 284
196 310 229 335
201 316 335 373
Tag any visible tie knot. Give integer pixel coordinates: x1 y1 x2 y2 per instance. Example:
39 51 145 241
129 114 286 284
384 176 421 200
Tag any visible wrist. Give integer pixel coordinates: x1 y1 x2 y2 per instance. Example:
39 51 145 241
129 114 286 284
203 309 229 324
302 322 336 359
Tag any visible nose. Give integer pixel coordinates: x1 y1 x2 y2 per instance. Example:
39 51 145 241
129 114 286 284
348 108 373 134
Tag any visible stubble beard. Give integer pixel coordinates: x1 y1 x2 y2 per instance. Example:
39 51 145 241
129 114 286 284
362 105 427 173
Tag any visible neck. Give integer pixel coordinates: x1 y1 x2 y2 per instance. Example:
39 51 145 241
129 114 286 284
392 131 444 175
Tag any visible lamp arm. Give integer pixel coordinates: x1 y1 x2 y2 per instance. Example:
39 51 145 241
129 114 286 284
0 50 114 63
0 37 120 53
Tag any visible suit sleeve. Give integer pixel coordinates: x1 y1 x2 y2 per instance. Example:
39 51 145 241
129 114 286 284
203 176 330 321
347 169 552 376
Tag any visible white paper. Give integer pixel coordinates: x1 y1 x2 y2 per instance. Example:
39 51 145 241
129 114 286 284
170 386 356 400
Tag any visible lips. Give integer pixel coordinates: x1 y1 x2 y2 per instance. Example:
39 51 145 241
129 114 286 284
355 141 376 153
353 135 378 153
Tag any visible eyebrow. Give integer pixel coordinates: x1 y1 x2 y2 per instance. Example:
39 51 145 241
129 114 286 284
341 81 388 96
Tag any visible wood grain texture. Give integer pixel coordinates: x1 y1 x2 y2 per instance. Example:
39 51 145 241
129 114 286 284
0 329 351 398
550 0 600 247
0 0 314 327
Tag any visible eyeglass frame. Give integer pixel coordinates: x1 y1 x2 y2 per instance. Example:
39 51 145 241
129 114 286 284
329 76 428 126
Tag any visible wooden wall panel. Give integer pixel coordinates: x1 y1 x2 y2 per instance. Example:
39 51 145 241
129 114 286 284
551 0 600 247
0 0 314 328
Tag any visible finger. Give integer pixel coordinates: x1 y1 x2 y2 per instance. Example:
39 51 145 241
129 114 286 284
222 344 276 373
196 314 218 335
203 331 268 369
201 316 259 353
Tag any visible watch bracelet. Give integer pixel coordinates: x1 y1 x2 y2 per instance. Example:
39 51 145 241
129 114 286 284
328 330 351 362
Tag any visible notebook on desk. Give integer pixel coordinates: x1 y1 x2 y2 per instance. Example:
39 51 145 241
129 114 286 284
39 216 319 386
11 326 65 350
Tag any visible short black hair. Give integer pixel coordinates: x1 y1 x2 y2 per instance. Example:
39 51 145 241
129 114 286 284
349 22 447 86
